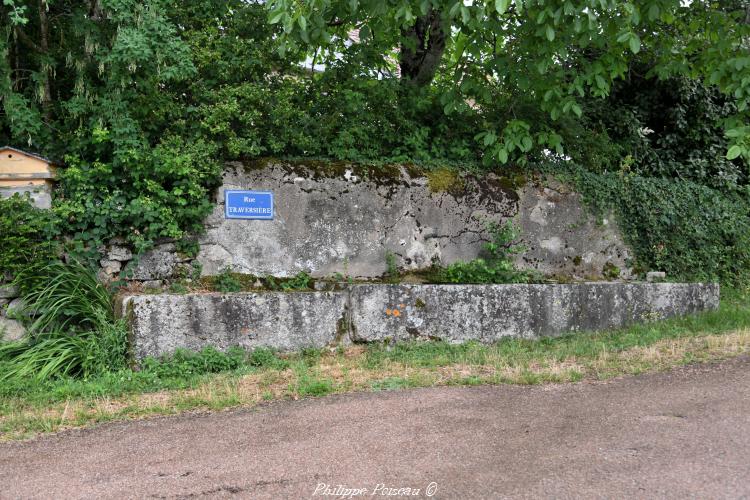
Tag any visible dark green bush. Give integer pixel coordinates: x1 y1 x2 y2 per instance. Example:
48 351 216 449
0 194 59 277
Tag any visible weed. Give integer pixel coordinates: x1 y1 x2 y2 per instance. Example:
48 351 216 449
603 262 621 280
248 348 289 370
429 221 538 284
169 281 188 294
385 251 399 280
280 272 312 291
214 268 242 293
0 261 127 381
175 238 200 259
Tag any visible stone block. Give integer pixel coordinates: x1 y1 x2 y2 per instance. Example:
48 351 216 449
0 317 26 341
195 161 634 280
0 284 19 299
123 291 349 360
348 283 719 343
122 282 719 361
6 297 26 317
647 271 667 282
99 259 122 275
107 245 133 262
130 247 179 280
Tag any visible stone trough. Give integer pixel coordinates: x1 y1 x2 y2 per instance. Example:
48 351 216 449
120 282 719 362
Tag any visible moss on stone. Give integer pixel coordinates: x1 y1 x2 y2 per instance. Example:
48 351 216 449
426 167 465 194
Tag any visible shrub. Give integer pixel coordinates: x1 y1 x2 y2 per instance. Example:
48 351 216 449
0 194 59 277
431 221 538 284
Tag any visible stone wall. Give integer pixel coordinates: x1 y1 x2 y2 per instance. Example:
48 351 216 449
121 282 720 361
97 159 634 284
0 283 25 341
195 160 633 280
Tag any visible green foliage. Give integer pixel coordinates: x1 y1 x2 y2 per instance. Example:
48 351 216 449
268 0 750 165
0 194 59 277
214 268 242 293
432 221 537 284
13 261 113 332
570 74 747 191
282 272 312 290
0 317 128 382
168 281 189 294
565 166 750 285
176 238 201 259
139 347 247 378
54 139 221 256
265 271 313 291
385 251 399 279
0 262 127 381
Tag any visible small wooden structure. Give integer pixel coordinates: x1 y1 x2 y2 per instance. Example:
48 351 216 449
0 146 56 209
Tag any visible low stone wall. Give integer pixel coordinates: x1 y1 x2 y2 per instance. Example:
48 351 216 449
121 282 719 361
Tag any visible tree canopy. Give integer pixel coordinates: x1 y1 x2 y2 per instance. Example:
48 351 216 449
1 0 749 283
268 0 750 163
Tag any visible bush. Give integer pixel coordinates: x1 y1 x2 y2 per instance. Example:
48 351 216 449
0 194 59 277
54 137 222 257
566 166 750 284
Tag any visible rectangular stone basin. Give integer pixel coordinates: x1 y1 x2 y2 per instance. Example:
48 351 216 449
121 283 719 361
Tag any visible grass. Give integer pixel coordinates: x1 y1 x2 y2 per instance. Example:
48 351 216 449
1 290 750 441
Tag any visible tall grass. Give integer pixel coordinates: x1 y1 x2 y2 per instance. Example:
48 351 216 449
0 261 127 381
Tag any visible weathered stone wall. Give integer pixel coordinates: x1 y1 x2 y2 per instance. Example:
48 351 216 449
122 282 719 361
123 292 349 361
189 159 634 280
99 159 634 284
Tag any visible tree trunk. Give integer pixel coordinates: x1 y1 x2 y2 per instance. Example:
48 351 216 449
399 10 447 87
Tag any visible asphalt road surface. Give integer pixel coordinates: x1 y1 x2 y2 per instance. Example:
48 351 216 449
2 356 749 499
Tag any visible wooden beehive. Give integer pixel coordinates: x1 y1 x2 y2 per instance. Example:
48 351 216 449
0 146 56 209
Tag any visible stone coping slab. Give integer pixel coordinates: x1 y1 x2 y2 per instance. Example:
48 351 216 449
121 283 719 361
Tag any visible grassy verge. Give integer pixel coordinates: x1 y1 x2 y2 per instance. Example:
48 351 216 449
1 290 749 441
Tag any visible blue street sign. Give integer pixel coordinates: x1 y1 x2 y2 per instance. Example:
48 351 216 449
224 190 274 220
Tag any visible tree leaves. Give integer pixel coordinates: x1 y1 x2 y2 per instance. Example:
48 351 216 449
495 0 510 15
727 145 742 160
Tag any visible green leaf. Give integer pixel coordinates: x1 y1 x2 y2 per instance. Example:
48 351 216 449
495 0 510 15
727 145 743 160
269 10 284 24
546 25 555 41
498 148 509 163
647 4 660 21
628 34 641 54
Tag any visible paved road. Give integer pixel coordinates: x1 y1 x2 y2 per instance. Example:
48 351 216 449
2 357 750 499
